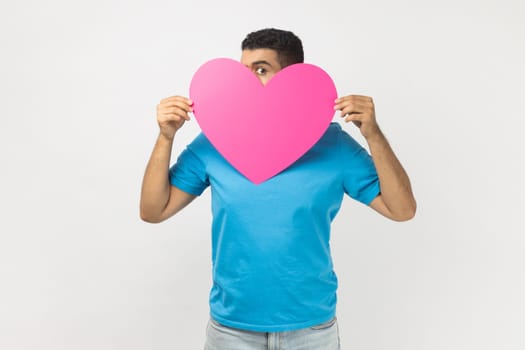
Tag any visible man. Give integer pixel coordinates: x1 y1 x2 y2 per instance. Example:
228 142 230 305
140 28 416 349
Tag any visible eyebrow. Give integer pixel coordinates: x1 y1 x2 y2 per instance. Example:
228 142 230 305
251 60 273 67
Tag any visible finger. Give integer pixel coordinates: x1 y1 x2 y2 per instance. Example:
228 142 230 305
339 105 362 117
343 112 360 120
160 96 193 106
343 113 363 126
334 95 354 103
347 95 372 101
162 107 190 116
334 96 373 109
334 97 350 110
340 107 366 117
167 110 191 121
337 98 371 108
159 112 189 123
334 99 366 112
171 100 194 113
160 107 191 121
159 100 193 113
160 98 193 109
160 95 192 104
339 101 373 116
334 99 354 111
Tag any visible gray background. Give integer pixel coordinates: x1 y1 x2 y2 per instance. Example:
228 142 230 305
1 0 524 349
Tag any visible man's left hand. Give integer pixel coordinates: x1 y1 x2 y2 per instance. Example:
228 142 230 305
334 95 381 140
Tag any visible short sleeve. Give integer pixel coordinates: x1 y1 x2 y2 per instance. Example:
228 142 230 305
169 146 210 196
339 129 380 205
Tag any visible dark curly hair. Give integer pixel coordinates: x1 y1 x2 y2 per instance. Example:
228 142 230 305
241 28 304 68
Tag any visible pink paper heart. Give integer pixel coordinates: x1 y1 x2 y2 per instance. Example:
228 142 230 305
189 58 337 184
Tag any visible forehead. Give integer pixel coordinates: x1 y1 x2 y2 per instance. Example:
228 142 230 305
240 49 279 66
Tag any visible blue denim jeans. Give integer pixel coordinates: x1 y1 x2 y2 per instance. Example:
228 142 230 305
204 317 341 350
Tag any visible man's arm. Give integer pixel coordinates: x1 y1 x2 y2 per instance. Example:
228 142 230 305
366 129 416 221
334 95 416 221
140 96 197 223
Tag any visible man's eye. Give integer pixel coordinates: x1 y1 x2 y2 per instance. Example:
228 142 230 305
255 67 266 75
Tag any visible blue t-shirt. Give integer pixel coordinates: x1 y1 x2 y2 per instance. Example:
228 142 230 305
169 122 380 332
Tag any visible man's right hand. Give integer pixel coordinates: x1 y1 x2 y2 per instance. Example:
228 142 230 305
156 96 193 140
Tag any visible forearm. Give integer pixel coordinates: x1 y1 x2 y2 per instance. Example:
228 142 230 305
140 133 175 221
367 129 416 220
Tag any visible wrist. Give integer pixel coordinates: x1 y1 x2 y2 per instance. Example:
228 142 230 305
158 131 176 144
364 126 385 144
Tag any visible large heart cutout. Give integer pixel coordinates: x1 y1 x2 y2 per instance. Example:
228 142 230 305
189 58 337 184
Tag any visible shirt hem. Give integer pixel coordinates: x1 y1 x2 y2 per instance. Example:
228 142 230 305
209 311 337 332
169 179 205 196
362 182 381 205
